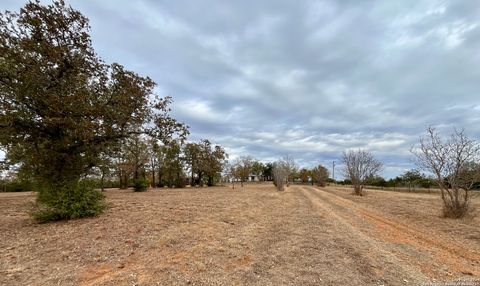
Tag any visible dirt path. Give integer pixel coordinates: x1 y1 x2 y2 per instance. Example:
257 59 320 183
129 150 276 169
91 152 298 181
297 185 480 281
77 186 422 285
1 185 479 285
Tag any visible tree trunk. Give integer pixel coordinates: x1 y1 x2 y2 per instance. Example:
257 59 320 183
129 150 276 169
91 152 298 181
158 170 163 188
354 185 363 196
191 163 195 186
208 175 213 186
118 172 123 189
151 169 155 188
100 172 105 192
198 172 204 187
119 171 128 189
134 167 139 180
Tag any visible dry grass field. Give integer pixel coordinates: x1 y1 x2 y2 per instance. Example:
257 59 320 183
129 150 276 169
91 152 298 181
1 184 479 286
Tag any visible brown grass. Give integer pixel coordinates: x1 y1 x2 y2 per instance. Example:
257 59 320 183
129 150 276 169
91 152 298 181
1 184 479 285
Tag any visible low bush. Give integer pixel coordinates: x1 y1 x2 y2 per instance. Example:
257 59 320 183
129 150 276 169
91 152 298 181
0 181 35 192
174 177 186 188
32 181 107 223
133 178 148 192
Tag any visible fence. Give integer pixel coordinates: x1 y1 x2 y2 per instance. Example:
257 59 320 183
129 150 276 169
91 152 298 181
331 184 440 194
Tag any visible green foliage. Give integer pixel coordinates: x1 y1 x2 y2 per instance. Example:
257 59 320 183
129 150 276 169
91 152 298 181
133 178 148 192
184 140 227 186
0 180 35 192
383 170 436 189
364 175 388 187
0 1 187 221
235 156 255 184
32 182 107 222
158 140 185 188
251 160 265 181
206 178 215 187
338 179 352 185
263 163 273 181
174 177 186 188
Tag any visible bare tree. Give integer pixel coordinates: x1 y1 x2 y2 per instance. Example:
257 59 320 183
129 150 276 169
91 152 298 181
312 165 329 187
412 127 480 218
282 155 298 186
273 160 289 191
225 163 238 189
342 150 383 196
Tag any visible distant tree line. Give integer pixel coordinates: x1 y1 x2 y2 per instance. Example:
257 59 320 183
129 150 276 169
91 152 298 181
336 169 436 190
225 156 274 188
222 155 331 192
107 137 228 190
1 1 479 223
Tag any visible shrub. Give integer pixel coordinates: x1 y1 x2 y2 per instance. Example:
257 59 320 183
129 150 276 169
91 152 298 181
32 182 107 223
0 181 35 192
273 161 288 191
174 177 186 188
133 178 148 192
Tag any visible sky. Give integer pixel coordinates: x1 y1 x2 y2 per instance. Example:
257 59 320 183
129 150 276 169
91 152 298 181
2 0 480 178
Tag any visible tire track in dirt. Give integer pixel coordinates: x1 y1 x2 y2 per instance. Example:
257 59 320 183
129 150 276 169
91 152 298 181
246 187 404 285
302 186 480 280
78 189 291 286
78 216 253 286
295 186 428 285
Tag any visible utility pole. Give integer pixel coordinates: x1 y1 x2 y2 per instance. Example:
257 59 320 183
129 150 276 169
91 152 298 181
332 161 335 185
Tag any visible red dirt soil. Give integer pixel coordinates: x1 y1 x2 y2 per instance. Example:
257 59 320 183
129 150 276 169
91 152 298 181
1 184 479 285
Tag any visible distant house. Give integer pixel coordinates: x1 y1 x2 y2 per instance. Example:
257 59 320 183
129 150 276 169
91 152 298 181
248 174 260 182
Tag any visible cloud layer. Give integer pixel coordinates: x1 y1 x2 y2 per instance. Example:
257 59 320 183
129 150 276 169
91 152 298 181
2 0 480 177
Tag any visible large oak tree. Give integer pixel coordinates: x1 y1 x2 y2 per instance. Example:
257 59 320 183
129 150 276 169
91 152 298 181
0 1 186 220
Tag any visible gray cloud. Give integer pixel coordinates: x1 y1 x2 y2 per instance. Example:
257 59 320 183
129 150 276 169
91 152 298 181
2 0 480 178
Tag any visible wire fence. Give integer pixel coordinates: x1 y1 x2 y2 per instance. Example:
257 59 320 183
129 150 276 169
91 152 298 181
330 184 440 194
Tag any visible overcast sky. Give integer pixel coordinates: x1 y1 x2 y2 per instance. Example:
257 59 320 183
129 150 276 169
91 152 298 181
2 1 480 178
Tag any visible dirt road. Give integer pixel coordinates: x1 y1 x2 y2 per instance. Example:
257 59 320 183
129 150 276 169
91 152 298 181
297 186 480 282
0 184 479 285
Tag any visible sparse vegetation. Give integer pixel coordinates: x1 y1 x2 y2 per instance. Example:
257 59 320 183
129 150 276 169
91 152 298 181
413 127 480 218
272 160 289 191
1 184 479 285
133 178 149 192
342 150 383 196
0 1 479 285
281 155 298 186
